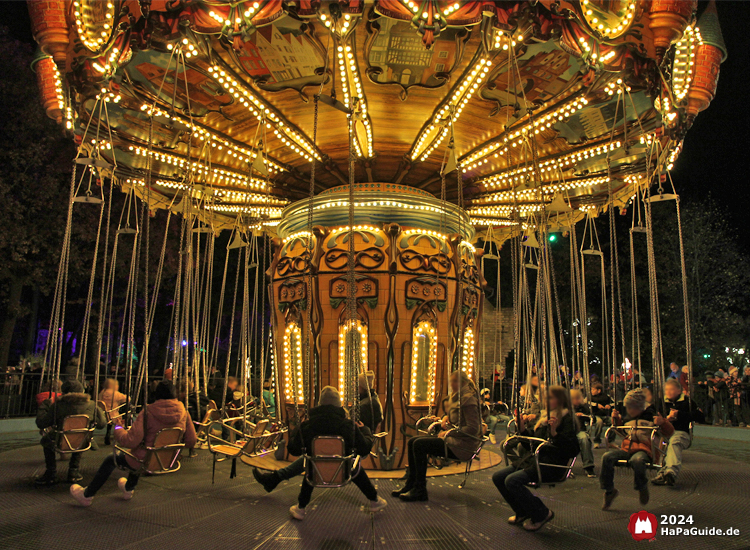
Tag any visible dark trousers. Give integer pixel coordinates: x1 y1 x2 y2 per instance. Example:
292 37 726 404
406 436 457 488
297 466 377 508
277 457 305 480
83 452 140 498
492 466 549 523
43 447 81 473
600 449 649 492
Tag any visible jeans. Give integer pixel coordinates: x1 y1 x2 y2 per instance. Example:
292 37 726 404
43 447 81 473
588 416 605 442
406 436 457 488
600 449 649 492
83 453 140 498
492 466 549 523
577 431 594 469
487 415 498 435
278 457 305 480
297 465 377 508
660 430 691 478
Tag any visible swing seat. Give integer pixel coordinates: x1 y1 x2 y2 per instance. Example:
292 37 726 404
194 406 221 445
97 401 127 424
54 415 96 454
207 419 287 461
366 431 389 469
501 436 577 488
115 427 184 475
304 436 360 489
603 426 669 470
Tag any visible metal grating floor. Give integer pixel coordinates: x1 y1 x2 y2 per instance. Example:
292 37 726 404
1 442 749 550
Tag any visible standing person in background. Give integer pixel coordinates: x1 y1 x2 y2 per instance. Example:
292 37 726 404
727 367 749 428
679 366 690 395
668 362 680 379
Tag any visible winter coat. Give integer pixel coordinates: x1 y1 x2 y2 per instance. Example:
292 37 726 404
358 389 383 432
98 388 128 410
287 404 371 458
114 398 197 470
509 410 580 482
444 387 483 461
573 403 592 429
589 393 613 417
35 391 61 407
36 392 106 449
663 394 694 433
614 407 674 459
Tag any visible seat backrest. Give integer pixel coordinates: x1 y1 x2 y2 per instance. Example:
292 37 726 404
57 415 93 452
144 427 184 473
309 436 349 485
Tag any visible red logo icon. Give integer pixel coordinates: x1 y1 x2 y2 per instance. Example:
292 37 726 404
628 511 658 541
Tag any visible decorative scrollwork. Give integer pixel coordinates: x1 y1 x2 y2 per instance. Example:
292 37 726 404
324 247 385 270
399 250 451 275
276 251 311 277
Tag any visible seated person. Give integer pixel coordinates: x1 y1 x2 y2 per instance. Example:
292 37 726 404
643 386 654 409
36 379 62 407
522 376 542 426
393 371 481 503
208 376 240 410
98 378 128 445
570 389 596 477
35 380 106 485
285 386 386 520
653 378 696 486
481 388 499 444
261 378 276 418
600 388 673 510
493 385 579 532
588 383 611 446
69 380 197 506
358 371 383 433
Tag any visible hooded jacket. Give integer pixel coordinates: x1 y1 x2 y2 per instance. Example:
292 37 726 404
614 407 674 459
358 389 383 433
36 392 107 448
287 404 371 458
98 388 128 411
444 387 483 461
114 398 197 469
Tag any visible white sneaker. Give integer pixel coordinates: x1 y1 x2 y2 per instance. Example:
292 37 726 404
70 484 93 507
369 496 388 513
489 434 497 445
117 478 134 500
289 504 305 520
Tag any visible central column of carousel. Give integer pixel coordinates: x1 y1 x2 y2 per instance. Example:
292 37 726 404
267 183 485 470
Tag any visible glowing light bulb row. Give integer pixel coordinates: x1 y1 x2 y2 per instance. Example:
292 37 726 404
311 199 451 216
208 66 321 162
142 104 283 174
469 218 518 227
480 141 620 189
282 231 313 244
336 43 374 157
666 141 683 172
128 145 267 190
206 204 283 217
461 95 588 171
331 225 380 234
166 38 197 59
461 327 476 379
73 0 115 51
478 176 611 203
409 321 437 405
673 25 702 102
493 29 518 51
582 0 636 38
467 204 544 217
216 190 288 206
411 58 492 161
402 228 449 242
283 324 304 402
605 79 631 97
48 60 75 130
443 2 461 16
338 320 368 396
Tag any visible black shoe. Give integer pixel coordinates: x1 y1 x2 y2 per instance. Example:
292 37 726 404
104 438 111 446
391 484 413 497
663 472 676 486
252 468 280 493
399 486 428 502
35 471 57 486
584 467 596 478
188 449 198 458
602 489 618 510
399 467 409 481
66 471 83 483
639 487 650 505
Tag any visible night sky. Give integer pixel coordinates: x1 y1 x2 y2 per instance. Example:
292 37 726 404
3 1 749 246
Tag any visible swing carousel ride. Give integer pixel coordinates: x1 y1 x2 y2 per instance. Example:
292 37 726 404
29 0 725 469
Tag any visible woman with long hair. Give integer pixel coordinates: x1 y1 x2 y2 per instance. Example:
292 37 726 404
394 370 482 502
493 385 579 531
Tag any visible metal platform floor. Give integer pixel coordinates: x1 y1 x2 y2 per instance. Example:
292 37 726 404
1 442 748 550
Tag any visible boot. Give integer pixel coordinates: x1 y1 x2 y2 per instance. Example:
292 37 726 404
391 483 413 497
35 470 57 486
67 470 83 483
399 467 409 481
399 483 428 502
253 468 280 493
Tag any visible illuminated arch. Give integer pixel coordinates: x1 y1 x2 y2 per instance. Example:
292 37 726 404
409 320 437 406
283 323 304 403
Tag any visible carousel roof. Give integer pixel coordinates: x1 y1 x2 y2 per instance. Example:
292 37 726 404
29 0 725 241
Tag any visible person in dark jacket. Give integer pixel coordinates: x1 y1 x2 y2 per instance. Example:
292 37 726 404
70 380 197 506
492 385 580 532
358 371 383 433
284 386 386 520
35 380 107 485
652 378 695 486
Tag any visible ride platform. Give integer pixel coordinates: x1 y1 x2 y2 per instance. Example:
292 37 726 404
1 440 748 550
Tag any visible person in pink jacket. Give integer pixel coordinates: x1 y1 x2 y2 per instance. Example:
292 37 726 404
69 380 197 506
98 378 128 445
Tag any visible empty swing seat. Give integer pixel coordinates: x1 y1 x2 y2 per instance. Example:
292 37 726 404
501 435 577 488
115 426 185 475
304 436 360 488
55 415 96 455
97 400 127 425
